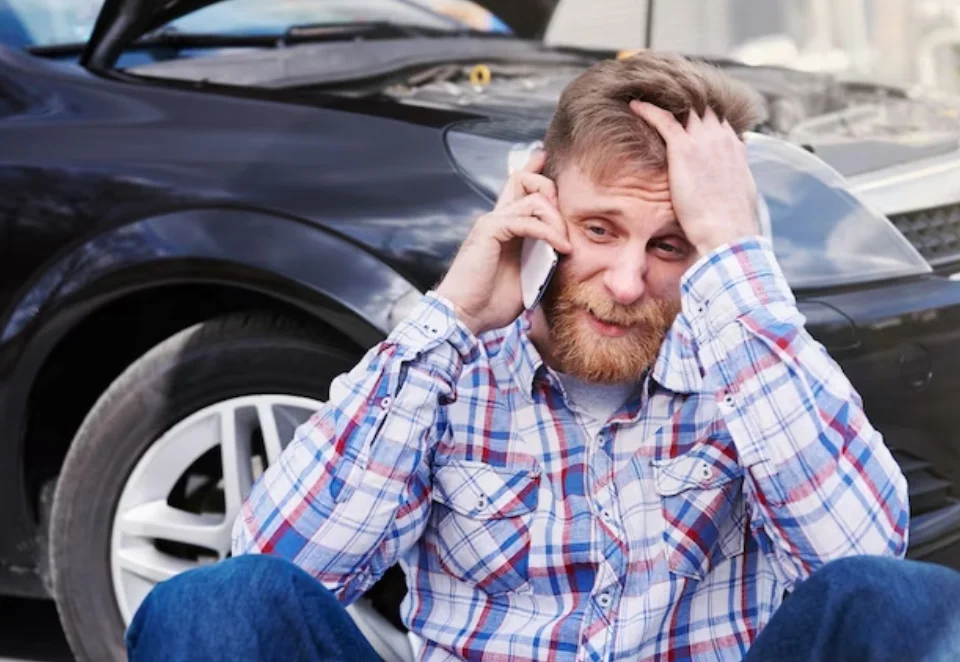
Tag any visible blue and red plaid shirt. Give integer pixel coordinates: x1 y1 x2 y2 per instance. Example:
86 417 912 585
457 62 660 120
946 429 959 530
233 236 909 662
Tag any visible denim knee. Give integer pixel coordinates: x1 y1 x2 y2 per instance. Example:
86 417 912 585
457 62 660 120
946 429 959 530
807 554 900 586
126 553 325 651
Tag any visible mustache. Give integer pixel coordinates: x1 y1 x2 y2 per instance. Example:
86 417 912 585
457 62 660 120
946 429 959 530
550 281 679 327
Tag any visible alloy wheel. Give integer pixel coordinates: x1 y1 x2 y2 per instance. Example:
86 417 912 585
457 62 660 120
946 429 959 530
109 394 324 624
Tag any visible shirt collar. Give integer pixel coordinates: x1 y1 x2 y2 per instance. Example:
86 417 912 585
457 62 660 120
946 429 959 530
650 315 704 394
504 311 546 402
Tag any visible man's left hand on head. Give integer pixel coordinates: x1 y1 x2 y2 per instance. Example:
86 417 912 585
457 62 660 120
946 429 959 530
630 100 759 257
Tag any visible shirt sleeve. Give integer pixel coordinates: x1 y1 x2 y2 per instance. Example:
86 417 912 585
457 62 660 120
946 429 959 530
231 291 478 604
681 236 910 589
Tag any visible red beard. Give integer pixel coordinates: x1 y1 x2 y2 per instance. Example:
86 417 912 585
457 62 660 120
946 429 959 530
541 264 681 384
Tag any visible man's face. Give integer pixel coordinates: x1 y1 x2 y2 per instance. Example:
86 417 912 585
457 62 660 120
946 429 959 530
540 162 698 384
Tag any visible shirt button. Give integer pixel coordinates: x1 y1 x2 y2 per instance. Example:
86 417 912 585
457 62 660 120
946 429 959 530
476 495 487 510
602 509 613 521
597 593 612 608
380 396 392 409
595 433 604 446
723 393 736 408
698 462 713 481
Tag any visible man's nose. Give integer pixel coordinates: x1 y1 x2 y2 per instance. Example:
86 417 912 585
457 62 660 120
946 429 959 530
602 255 646 306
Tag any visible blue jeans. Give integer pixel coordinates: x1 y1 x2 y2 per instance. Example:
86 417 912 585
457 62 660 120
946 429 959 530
126 554 960 661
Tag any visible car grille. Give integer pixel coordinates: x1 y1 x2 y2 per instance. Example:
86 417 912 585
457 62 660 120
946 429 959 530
889 203 960 266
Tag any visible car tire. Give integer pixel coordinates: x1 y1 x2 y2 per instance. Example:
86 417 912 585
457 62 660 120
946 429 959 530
48 311 360 662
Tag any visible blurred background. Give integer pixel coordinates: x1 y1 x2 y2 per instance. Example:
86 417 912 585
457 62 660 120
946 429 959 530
546 0 960 95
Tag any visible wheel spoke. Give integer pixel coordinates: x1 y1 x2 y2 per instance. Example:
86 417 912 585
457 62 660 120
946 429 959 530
111 394 330 627
118 500 225 551
220 406 253 517
257 402 285 465
115 546 198 585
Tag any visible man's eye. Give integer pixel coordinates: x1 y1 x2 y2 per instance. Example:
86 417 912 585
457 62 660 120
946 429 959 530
587 225 607 237
653 239 688 257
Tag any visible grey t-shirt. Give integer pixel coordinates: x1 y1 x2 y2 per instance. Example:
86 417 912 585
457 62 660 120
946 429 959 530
556 372 636 438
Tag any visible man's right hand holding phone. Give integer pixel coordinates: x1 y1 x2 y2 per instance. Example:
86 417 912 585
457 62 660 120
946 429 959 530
435 150 571 336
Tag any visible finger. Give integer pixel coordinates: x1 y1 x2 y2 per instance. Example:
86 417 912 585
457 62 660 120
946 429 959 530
629 100 686 143
724 119 747 147
498 167 557 207
718 117 748 153
496 216 572 254
702 107 723 129
504 193 567 235
685 108 702 132
514 172 558 206
522 148 546 174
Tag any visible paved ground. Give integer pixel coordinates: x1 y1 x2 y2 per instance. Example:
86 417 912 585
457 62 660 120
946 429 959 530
0 597 73 662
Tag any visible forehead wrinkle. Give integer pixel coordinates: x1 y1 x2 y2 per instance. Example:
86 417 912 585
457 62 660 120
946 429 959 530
557 163 675 231
596 171 672 203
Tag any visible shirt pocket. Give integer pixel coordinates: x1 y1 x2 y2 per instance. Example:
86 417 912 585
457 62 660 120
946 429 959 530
652 444 747 580
431 459 540 595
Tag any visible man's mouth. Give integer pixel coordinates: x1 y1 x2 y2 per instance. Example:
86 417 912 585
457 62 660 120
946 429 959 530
585 308 632 338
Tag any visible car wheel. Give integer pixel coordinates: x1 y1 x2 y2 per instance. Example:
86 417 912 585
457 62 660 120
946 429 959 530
48 311 360 662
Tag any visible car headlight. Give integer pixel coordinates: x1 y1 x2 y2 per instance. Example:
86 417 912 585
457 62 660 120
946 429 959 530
445 120 931 289
746 132 930 288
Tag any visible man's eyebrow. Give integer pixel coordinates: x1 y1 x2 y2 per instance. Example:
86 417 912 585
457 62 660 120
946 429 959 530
567 207 624 219
657 219 684 234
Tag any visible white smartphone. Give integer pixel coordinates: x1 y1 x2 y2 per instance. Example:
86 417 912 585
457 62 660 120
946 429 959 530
508 140 559 311
521 237 559 310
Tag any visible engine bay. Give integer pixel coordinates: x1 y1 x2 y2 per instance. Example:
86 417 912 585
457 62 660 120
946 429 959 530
380 59 960 176
382 60 955 133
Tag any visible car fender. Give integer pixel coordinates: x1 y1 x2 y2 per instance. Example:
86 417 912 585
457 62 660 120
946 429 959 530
0 208 423 588
3 207 421 352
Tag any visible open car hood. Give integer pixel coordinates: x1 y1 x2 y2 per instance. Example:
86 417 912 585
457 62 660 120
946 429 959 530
80 0 560 69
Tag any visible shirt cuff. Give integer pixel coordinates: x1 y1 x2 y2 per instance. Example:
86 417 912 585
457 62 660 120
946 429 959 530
386 291 481 377
680 236 796 343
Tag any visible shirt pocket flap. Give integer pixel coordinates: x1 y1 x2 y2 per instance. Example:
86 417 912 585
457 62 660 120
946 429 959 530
433 460 540 520
652 444 744 497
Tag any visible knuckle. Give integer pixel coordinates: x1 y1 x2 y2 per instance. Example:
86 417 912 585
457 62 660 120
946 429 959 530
505 172 525 189
529 192 548 206
537 174 556 191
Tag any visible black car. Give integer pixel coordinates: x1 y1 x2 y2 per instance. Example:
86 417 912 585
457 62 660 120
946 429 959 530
3 1 960 660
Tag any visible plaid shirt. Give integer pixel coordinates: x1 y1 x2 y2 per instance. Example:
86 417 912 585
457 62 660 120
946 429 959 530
233 236 909 662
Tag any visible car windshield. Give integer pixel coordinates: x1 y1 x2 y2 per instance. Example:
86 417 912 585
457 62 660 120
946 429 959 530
0 0 507 49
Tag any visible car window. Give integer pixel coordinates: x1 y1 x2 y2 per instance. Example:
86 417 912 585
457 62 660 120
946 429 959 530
166 0 476 35
0 0 507 49
0 0 101 47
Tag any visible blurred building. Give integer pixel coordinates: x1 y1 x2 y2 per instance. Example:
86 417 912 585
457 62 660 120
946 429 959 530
544 0 960 94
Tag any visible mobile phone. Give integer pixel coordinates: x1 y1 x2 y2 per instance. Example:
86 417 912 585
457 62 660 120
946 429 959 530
521 237 558 310
509 139 559 310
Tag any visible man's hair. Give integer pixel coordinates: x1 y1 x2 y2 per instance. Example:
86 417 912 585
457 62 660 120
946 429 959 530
543 51 765 182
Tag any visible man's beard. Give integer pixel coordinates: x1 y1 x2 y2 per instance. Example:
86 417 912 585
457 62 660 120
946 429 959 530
541 266 682 384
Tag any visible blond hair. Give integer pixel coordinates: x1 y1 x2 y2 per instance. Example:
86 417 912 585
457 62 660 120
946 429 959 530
543 51 765 181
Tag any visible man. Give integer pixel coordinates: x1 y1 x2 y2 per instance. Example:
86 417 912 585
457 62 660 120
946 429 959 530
126 52 960 662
